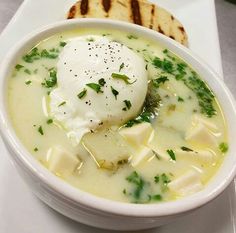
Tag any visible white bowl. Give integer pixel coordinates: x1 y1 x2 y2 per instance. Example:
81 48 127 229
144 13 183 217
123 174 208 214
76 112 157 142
0 19 236 231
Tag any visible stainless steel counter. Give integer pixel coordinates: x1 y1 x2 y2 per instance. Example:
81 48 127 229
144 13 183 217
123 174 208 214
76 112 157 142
0 0 235 91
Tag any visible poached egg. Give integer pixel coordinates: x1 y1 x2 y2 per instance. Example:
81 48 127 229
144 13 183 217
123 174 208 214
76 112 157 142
49 36 148 144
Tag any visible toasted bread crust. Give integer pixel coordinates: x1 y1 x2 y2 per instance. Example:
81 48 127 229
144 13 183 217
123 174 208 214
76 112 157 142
67 0 188 46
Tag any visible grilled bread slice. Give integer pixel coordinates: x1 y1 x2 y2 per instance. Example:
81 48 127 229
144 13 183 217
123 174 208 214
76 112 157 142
67 0 188 46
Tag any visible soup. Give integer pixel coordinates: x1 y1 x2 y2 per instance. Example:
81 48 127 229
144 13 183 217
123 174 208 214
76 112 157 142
8 28 228 203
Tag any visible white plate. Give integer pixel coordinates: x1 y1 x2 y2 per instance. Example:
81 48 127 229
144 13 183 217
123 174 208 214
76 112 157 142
0 0 235 232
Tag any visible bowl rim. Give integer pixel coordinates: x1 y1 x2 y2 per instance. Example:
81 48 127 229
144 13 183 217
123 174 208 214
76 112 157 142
0 18 236 217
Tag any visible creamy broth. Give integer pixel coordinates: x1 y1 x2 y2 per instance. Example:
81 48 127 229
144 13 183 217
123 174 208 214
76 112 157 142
8 28 228 203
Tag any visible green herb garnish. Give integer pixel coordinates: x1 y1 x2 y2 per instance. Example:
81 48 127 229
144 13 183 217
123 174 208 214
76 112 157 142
181 146 193 152
154 173 171 193
98 78 106 87
58 101 66 107
184 73 216 117
34 147 38 152
77 89 87 99
152 76 169 88
38 126 44 135
152 51 216 117
86 83 103 93
127 35 138 39
124 80 161 127
178 96 184 102
87 37 95 42
25 80 32 85
119 62 125 72
15 64 24 71
161 173 171 185
153 57 174 74
24 69 31 75
23 47 40 63
42 68 57 88
111 73 136 85
59 41 67 47
123 100 132 111
111 86 119 99
154 175 160 183
126 171 145 200
47 119 53 124
41 49 58 59
167 149 176 161
150 194 162 201
219 142 228 153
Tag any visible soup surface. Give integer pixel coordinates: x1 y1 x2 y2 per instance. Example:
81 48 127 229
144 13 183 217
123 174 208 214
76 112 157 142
8 28 228 203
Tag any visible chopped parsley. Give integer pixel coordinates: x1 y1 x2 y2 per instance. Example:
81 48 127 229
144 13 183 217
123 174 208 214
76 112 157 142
42 68 57 88
87 37 95 42
152 76 169 88
153 57 174 74
161 173 171 186
111 86 119 99
47 119 53 124
150 194 162 201
77 89 87 99
184 72 216 117
178 96 184 102
41 49 58 59
219 142 228 153
15 64 24 71
127 35 138 39
86 83 103 93
125 111 152 127
152 51 216 117
154 173 171 193
59 41 67 47
24 69 31 75
58 101 66 107
126 171 145 201
124 79 161 127
123 100 132 111
34 147 38 152
181 146 193 152
25 80 32 85
98 78 106 86
111 73 136 85
154 175 160 183
38 126 44 135
23 47 40 63
119 62 125 72
167 149 176 161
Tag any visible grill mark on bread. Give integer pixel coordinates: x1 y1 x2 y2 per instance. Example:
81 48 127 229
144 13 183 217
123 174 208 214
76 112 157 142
117 0 126 7
80 0 89 15
130 0 142 25
158 25 164 34
68 5 76 19
102 0 111 12
149 4 155 29
178 26 185 33
66 0 188 46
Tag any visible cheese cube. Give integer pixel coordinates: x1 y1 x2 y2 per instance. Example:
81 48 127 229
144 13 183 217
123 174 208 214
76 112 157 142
47 146 80 177
192 114 218 131
119 123 154 146
131 146 153 167
175 148 215 164
168 170 203 196
185 123 217 148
